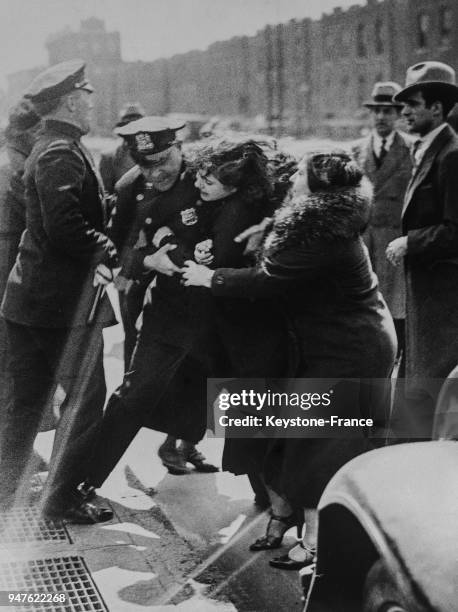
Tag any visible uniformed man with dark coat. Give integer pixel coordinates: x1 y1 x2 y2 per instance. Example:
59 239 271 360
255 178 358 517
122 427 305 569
0 60 118 523
87 116 217 479
107 116 188 367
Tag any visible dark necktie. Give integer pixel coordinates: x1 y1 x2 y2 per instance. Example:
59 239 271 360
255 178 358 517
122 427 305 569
378 138 387 167
411 139 422 167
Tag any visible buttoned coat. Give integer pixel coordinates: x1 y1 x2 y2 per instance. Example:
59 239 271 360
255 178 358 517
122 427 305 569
352 131 412 318
1 119 118 328
401 123 458 383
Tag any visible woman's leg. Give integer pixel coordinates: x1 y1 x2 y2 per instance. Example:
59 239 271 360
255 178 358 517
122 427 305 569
249 485 298 551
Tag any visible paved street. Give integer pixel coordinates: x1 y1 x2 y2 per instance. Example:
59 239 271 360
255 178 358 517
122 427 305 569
20 294 305 612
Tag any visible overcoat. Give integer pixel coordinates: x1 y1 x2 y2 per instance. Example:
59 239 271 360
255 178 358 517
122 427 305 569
1 119 118 328
352 131 412 319
401 123 458 384
211 186 397 505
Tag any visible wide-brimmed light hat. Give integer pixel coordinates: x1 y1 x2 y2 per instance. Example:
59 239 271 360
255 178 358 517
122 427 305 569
394 61 458 103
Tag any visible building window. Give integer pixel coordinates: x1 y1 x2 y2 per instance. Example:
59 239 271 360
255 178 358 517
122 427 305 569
375 18 384 54
358 75 366 105
357 23 367 57
439 6 452 45
417 13 430 49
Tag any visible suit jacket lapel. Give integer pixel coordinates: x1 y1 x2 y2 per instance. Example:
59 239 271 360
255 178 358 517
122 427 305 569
373 132 400 182
402 125 453 217
361 135 378 181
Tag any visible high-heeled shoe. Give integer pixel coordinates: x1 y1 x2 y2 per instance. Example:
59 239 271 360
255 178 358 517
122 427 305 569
249 512 297 551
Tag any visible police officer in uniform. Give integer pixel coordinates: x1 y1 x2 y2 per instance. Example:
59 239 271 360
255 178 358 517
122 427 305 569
107 116 186 368
0 60 117 523
83 117 217 483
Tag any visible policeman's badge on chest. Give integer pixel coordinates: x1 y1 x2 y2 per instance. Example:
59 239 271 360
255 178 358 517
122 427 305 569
181 207 198 226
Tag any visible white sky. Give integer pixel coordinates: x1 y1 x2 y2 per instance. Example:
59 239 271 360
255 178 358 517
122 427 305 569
0 0 362 90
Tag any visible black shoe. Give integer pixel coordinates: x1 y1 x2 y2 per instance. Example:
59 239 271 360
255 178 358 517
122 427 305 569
179 444 219 473
158 444 190 475
44 501 113 525
77 481 97 501
269 546 316 570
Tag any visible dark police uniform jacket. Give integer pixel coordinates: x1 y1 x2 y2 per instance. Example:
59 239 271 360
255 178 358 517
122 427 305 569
1 119 118 328
136 187 287 367
114 164 212 348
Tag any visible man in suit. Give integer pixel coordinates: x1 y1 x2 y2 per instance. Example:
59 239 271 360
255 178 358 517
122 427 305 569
98 102 145 196
352 82 412 360
386 61 458 438
0 60 118 522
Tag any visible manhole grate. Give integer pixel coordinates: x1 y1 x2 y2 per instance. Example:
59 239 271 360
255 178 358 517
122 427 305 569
0 556 107 611
0 506 69 545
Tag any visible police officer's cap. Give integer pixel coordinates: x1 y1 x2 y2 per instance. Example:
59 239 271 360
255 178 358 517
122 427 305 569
25 59 94 104
116 116 185 157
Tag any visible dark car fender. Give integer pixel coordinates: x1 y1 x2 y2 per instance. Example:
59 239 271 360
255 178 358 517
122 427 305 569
305 441 458 612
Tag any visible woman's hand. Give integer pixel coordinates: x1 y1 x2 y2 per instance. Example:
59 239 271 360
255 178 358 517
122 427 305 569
182 260 215 287
234 217 273 256
194 239 214 264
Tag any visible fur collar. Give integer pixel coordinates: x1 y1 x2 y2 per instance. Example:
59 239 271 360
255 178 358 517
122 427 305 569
264 185 371 251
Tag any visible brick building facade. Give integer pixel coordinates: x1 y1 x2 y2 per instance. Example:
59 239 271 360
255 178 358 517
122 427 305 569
5 0 458 137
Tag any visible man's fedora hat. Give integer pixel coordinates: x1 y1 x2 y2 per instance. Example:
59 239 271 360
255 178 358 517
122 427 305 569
24 59 93 104
394 61 458 103
116 116 186 160
364 81 403 108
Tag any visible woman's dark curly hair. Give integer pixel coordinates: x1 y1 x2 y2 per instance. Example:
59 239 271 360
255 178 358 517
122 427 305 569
187 138 274 204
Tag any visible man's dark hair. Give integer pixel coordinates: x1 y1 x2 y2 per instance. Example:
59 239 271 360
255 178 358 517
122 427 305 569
420 88 456 119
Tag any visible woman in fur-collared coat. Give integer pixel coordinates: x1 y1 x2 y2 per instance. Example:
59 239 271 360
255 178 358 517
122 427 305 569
183 150 397 556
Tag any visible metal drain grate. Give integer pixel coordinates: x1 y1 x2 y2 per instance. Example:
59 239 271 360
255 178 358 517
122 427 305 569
0 506 69 545
0 556 107 611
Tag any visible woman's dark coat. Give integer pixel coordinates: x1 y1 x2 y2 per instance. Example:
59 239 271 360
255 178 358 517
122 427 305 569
212 185 397 505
